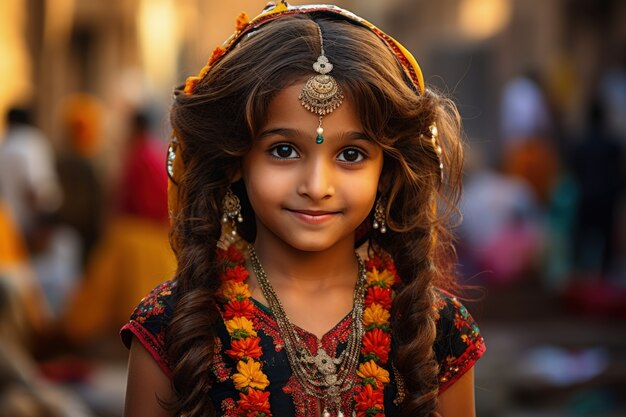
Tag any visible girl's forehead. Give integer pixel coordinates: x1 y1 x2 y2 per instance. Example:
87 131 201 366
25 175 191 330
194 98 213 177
262 83 363 134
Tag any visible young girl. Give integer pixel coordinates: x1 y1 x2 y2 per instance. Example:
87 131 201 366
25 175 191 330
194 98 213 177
121 2 486 417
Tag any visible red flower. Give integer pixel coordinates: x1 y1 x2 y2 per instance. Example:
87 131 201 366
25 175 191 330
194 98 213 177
223 298 255 320
217 245 245 264
220 264 249 282
365 287 392 310
238 388 272 416
354 384 384 415
361 328 391 364
365 257 384 272
226 337 263 360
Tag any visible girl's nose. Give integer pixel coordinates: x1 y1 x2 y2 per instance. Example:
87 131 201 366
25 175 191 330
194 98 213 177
297 157 335 201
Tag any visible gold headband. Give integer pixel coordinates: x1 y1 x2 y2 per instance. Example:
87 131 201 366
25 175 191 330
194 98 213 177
183 2 425 96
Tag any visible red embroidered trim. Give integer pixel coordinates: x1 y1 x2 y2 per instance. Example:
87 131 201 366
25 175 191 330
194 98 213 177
438 339 486 394
121 320 172 378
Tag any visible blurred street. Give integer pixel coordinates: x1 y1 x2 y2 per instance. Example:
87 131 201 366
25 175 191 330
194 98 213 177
1 0 625 416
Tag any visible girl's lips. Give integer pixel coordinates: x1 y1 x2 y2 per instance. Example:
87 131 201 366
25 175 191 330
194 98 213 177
286 209 339 224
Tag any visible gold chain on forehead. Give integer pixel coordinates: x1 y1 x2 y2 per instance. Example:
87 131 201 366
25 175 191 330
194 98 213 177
298 23 344 144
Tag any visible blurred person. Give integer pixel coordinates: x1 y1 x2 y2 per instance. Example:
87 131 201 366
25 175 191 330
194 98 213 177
60 109 175 347
460 155 545 285
0 199 51 336
0 278 94 417
571 98 624 277
0 107 62 250
500 72 560 205
54 94 106 268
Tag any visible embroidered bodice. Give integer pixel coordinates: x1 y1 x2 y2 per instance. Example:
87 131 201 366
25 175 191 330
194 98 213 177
121 277 485 417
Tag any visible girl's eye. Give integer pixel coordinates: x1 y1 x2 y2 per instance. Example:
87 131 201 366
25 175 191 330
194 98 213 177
337 148 365 163
270 144 299 159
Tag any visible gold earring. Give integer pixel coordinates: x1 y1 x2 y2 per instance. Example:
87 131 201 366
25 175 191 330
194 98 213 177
372 198 387 234
222 187 243 237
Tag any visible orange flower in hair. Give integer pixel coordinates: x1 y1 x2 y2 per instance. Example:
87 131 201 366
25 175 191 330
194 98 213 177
226 336 263 360
235 12 250 31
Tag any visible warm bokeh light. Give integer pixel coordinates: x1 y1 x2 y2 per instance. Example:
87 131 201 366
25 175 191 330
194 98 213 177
138 0 181 92
458 0 512 41
0 0 32 134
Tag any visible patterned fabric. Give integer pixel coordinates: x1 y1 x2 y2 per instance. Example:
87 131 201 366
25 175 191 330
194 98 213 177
121 281 485 416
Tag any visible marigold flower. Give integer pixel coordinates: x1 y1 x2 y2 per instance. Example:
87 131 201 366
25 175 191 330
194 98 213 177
217 245 245 264
357 360 390 388
363 304 390 328
237 388 271 416
226 336 263 360
354 384 384 414
366 268 395 288
361 328 391 364
219 264 249 283
235 12 250 31
225 316 257 339
365 257 384 272
206 46 226 66
220 281 251 301
364 286 392 310
223 298 255 320
232 360 270 391
184 76 201 95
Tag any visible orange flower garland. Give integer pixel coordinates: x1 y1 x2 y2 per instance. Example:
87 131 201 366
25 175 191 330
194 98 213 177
218 245 398 416
218 245 271 417
354 258 397 417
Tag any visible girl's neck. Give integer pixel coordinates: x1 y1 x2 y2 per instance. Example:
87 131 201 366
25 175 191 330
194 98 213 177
251 235 358 289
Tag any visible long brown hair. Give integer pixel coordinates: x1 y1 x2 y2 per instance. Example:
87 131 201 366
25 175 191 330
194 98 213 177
167 14 463 417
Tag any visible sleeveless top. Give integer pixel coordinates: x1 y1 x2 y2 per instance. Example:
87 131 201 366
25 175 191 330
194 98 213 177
121 280 485 416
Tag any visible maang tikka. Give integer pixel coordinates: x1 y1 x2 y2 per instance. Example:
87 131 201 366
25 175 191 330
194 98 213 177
299 23 344 144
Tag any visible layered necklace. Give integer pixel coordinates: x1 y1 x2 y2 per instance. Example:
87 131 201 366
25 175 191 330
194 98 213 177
217 244 396 417
249 245 366 417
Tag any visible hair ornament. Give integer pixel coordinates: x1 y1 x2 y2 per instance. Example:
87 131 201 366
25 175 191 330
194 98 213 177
181 1 424 97
429 123 444 180
299 23 344 144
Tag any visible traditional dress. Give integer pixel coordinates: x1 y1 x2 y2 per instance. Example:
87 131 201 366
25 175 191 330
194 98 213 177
121 259 485 417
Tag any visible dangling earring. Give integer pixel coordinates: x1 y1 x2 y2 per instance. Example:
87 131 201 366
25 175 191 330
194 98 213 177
222 187 243 237
372 198 387 234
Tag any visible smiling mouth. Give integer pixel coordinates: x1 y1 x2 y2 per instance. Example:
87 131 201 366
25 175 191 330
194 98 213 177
286 209 340 224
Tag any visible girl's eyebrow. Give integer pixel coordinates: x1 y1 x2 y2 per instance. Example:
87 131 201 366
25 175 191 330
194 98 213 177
257 128 372 142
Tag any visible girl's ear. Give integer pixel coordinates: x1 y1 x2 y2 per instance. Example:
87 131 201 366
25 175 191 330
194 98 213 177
228 162 243 183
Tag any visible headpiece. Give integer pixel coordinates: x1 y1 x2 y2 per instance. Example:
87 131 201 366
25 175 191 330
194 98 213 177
168 1 444 196
298 23 343 144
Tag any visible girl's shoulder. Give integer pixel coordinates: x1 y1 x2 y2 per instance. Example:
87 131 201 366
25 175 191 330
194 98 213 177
432 288 486 392
120 280 177 377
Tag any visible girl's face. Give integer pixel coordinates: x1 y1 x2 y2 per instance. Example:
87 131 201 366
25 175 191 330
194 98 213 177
241 82 384 253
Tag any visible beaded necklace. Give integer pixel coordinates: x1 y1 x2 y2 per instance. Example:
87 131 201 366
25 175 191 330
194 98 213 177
217 245 397 417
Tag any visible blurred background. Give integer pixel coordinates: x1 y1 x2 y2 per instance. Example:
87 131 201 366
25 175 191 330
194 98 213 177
0 0 624 416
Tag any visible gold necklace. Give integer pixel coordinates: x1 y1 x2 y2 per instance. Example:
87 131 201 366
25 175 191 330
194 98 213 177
248 245 367 417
